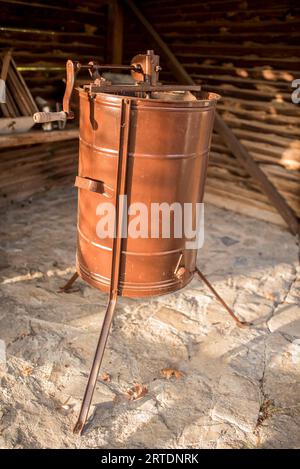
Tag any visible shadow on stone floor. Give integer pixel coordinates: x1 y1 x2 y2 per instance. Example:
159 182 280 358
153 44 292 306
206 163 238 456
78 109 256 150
74 303 300 449
0 187 299 448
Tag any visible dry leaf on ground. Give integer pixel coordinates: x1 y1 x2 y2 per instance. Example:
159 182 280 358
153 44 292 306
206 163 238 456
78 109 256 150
265 292 276 301
124 384 148 401
20 366 33 377
101 372 111 382
160 367 186 380
56 396 71 411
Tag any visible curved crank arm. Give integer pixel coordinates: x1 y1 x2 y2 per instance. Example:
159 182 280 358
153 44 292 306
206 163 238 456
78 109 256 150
63 59 80 118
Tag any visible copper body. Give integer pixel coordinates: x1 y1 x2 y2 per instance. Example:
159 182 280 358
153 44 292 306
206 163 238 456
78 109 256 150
33 53 251 437
76 90 219 298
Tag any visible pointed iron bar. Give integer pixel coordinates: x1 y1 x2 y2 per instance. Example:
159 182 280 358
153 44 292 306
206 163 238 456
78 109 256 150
73 297 117 435
73 98 132 435
58 271 79 293
195 267 251 328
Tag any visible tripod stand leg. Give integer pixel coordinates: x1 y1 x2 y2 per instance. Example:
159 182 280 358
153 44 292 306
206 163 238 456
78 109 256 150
195 267 251 328
73 98 132 435
58 272 79 292
73 296 117 435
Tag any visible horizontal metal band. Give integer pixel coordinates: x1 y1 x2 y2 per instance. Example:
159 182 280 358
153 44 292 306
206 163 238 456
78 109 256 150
80 137 209 160
77 259 192 292
77 226 188 256
79 90 219 110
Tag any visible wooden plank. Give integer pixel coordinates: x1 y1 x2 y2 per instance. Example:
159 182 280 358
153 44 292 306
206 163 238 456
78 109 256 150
4 87 19 117
7 65 32 115
152 18 300 35
0 153 76 188
221 114 300 139
107 0 124 64
181 63 298 82
0 50 12 117
0 138 78 205
191 73 290 92
0 0 107 23
211 137 300 171
200 84 291 104
209 151 300 198
149 8 300 23
125 0 300 235
232 128 300 149
219 97 300 117
176 53 300 71
213 114 299 234
0 1 107 35
0 128 79 148
0 38 105 56
217 104 300 126
141 0 293 8
163 32 300 46
0 162 77 203
166 42 300 58
0 26 105 45
0 140 78 165
141 0 295 14
8 51 104 65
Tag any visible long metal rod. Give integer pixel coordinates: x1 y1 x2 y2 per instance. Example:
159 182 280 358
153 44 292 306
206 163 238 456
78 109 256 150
80 64 138 71
89 84 201 93
73 298 117 435
73 98 132 435
195 267 251 328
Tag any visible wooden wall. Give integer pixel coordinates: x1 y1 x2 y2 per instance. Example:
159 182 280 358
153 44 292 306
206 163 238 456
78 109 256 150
0 140 79 206
124 0 300 226
0 0 107 205
1 0 299 227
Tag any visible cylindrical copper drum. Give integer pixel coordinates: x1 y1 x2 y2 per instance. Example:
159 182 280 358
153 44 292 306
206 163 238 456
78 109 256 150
76 90 219 297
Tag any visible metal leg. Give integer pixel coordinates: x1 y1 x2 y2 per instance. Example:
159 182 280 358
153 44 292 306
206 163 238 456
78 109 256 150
74 99 132 435
58 272 79 293
73 296 117 435
195 267 251 328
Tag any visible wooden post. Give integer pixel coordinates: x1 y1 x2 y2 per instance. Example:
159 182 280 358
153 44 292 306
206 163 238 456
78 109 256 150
125 0 299 236
107 0 124 64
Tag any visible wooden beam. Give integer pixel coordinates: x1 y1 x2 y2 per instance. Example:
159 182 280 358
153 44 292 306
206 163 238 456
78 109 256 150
0 49 12 117
125 0 193 85
0 128 78 149
107 0 124 64
125 0 300 236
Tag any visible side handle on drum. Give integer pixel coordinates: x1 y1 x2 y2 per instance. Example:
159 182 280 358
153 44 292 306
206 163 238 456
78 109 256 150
74 176 113 198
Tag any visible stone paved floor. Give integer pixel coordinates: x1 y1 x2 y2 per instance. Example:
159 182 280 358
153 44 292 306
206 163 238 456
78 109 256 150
0 187 299 449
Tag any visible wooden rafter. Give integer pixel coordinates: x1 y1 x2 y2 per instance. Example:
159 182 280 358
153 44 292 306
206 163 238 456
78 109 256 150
107 0 124 64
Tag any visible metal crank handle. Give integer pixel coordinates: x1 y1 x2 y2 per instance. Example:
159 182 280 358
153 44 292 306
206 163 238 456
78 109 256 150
33 111 67 123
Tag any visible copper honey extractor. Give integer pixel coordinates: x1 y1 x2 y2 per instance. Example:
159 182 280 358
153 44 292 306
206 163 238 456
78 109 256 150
33 50 250 435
